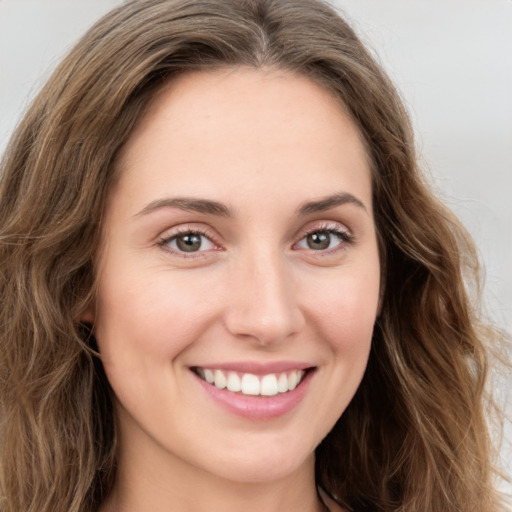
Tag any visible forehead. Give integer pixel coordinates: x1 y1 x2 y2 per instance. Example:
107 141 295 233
112 67 372 214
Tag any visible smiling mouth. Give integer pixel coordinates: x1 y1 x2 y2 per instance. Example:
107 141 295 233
192 367 310 397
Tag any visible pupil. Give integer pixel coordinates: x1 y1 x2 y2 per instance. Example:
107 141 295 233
177 234 201 252
307 232 330 250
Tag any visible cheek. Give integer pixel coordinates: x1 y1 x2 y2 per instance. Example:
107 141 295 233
305 264 380 355
94 267 219 364
297 264 379 439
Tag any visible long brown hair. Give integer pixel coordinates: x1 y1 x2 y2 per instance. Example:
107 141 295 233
0 1 507 511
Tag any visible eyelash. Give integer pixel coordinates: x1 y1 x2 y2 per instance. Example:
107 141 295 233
157 223 354 259
297 224 354 249
158 226 219 259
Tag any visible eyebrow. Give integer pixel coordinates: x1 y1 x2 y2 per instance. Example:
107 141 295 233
297 192 367 215
135 197 232 217
135 191 367 218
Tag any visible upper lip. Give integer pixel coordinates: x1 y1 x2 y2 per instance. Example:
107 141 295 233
191 361 314 375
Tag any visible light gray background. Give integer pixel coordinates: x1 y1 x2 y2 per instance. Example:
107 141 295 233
1 0 511 497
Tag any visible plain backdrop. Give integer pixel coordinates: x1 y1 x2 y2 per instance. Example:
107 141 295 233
0 0 511 495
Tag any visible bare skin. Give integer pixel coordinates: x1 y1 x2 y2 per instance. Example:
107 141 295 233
91 67 378 512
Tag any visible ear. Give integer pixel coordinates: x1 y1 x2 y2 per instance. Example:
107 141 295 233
80 301 96 325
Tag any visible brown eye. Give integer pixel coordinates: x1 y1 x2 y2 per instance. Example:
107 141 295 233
296 227 351 252
306 232 331 250
176 233 203 252
163 231 215 254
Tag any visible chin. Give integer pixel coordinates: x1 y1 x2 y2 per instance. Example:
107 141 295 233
200 436 316 484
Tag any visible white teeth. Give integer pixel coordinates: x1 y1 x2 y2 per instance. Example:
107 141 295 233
214 369 226 389
226 372 241 392
277 373 288 393
260 374 278 396
241 373 260 395
288 371 298 390
197 368 307 396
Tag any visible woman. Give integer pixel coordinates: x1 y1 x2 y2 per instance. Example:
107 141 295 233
0 1 507 511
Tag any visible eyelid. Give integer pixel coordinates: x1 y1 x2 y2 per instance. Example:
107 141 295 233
293 221 354 252
297 220 352 239
155 220 353 259
157 224 223 258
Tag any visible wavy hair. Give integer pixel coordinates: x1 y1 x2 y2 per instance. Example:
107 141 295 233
0 1 507 511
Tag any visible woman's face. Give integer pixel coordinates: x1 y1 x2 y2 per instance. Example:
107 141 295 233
90 68 381 485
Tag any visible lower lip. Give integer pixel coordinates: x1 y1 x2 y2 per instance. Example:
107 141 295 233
193 370 313 420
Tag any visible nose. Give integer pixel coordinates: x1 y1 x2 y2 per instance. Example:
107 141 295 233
223 248 305 346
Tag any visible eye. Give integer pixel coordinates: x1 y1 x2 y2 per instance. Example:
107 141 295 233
295 227 352 251
160 230 216 254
